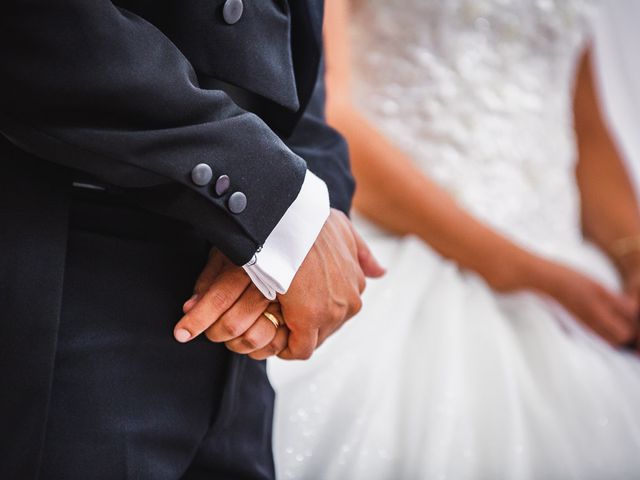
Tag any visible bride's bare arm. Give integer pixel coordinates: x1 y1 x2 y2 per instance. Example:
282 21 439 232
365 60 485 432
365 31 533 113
574 50 640 347
325 0 535 290
324 0 637 344
574 50 640 276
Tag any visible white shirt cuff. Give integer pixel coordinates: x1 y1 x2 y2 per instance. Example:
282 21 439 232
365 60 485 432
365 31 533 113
243 170 330 300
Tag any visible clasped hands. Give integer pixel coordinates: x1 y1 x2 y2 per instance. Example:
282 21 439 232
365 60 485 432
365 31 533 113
173 210 385 360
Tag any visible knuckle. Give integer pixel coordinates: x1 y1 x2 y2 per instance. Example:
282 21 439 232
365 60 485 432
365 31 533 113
264 342 280 356
351 296 363 315
204 329 217 342
359 275 367 294
296 348 314 360
220 320 243 339
209 288 233 307
332 301 349 321
241 333 260 350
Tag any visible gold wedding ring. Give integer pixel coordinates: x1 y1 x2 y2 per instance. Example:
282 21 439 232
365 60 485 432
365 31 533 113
263 311 282 330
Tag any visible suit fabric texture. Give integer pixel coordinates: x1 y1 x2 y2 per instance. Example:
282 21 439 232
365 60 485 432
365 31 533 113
0 1 353 478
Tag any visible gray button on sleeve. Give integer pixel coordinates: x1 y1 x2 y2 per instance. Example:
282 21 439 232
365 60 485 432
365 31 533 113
215 175 231 196
228 192 247 214
223 0 243 25
191 163 213 186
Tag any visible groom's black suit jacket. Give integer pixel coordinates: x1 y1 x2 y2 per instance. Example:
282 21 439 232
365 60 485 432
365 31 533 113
0 0 353 477
1 0 353 264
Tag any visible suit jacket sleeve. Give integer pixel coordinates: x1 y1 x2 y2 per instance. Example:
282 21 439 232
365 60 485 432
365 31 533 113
284 59 355 215
0 0 307 265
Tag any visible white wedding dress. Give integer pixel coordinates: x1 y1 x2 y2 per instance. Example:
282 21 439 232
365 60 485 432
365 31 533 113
268 1 640 478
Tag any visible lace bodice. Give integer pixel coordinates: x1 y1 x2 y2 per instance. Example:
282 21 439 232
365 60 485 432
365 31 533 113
350 0 596 253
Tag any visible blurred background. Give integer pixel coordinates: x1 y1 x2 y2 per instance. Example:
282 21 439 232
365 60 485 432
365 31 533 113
593 0 640 188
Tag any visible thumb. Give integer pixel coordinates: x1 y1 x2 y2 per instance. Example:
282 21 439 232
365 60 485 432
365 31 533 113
277 327 319 361
350 223 385 278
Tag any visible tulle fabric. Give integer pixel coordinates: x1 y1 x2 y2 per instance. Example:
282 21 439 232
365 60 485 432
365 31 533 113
269 216 640 480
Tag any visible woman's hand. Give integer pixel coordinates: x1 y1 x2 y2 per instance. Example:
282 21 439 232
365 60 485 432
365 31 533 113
613 251 640 349
623 270 640 351
538 260 638 346
620 254 640 302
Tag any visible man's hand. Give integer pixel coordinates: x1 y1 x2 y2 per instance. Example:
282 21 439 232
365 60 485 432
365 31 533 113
175 209 384 360
174 250 276 350
274 209 384 360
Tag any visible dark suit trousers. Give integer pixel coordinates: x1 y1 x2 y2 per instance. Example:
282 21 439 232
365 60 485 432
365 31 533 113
37 189 276 480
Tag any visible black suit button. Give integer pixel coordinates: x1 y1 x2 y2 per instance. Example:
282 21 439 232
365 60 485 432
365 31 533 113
191 163 213 186
228 192 247 214
215 175 231 196
223 0 243 25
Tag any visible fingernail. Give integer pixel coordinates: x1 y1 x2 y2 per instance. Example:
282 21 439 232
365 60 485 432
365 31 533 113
174 328 192 343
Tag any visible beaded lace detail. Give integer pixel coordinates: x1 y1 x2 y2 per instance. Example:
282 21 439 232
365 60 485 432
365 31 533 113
350 0 595 254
